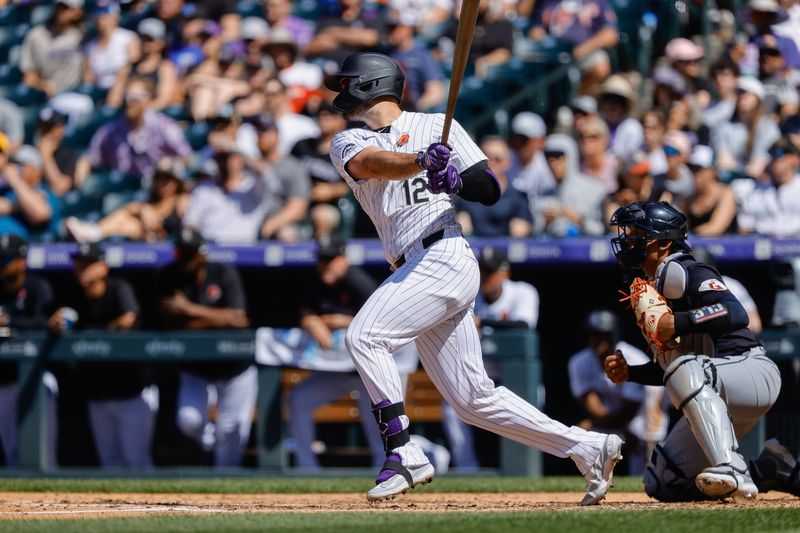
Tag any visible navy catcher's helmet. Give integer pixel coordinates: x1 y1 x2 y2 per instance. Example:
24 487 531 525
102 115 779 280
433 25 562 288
585 310 620 347
324 53 405 113
609 201 690 268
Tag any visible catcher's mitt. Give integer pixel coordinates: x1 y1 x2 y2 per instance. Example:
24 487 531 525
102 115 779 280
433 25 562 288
620 278 674 350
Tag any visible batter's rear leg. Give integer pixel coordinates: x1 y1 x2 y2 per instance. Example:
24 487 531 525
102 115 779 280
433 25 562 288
415 308 623 505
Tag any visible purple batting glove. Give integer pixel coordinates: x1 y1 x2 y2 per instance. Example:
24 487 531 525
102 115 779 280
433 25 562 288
417 143 450 171
426 164 462 194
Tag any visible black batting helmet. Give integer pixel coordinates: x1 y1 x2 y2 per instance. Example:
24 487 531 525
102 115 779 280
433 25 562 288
585 310 620 347
609 201 690 269
324 53 405 113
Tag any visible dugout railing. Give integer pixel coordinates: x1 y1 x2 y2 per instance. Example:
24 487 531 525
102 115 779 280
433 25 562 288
0 329 541 475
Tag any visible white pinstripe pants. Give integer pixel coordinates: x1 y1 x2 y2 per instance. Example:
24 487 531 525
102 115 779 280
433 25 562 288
345 227 607 474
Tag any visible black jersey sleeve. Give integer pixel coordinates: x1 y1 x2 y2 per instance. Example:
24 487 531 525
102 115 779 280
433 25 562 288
627 361 665 385
457 161 501 206
673 265 750 336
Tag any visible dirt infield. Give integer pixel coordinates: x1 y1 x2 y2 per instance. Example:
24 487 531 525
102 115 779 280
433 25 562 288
1 491 798 519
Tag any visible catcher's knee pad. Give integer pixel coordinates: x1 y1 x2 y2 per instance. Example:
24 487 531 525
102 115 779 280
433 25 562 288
644 445 710 502
664 356 740 467
372 400 410 452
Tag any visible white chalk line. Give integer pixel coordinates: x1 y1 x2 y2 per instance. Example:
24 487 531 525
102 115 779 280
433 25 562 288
17 506 230 516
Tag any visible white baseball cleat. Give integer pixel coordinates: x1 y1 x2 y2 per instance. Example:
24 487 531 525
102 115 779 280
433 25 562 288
366 461 435 502
581 434 624 506
695 465 758 501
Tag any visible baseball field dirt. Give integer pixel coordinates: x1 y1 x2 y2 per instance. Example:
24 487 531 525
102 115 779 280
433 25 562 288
1 491 798 518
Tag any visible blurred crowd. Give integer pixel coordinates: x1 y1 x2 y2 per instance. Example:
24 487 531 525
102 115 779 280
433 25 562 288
0 0 794 245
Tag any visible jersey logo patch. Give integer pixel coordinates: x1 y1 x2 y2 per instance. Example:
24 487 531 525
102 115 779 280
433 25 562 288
699 279 728 292
341 143 356 160
396 133 409 147
691 303 728 324
206 284 222 303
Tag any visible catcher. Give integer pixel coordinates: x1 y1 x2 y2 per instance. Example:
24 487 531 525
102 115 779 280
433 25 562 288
605 201 798 501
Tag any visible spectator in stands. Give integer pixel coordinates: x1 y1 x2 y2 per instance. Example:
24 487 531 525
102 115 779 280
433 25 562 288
711 76 780 177
651 66 688 117
158 227 255 467
597 75 643 164
568 310 666 474
734 137 800 237
578 116 618 193
191 0 241 42
0 98 23 154
84 1 141 100
185 21 252 120
683 145 738 236
264 0 315 52
664 38 714 111
568 96 598 137
262 78 320 156
52 242 156 468
289 234 385 470
441 246 539 470
291 103 351 238
456 136 531 237
603 160 669 226
758 34 800 118
640 110 668 176
385 12 445 112
0 235 54 468
306 0 384 63
252 117 311 242
389 0 453 41
653 130 694 202
183 151 268 244
65 158 189 244
109 18 180 110
20 0 85 97
0 145 60 240
508 112 554 201
528 0 619 93
36 107 88 197
88 76 192 181
202 105 259 160
533 134 606 236
443 0 513 78
266 29 325 114
702 61 739 128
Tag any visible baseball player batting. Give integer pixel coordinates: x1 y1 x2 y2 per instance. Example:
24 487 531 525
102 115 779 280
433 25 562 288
606 201 795 501
325 52 623 504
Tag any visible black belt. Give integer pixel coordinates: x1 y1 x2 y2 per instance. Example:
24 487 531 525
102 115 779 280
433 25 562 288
392 229 446 270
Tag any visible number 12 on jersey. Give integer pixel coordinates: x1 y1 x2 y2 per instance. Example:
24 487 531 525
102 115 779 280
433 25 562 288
402 177 429 206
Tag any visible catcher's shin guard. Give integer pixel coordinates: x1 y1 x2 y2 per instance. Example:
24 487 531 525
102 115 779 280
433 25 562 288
372 400 410 452
663 355 746 470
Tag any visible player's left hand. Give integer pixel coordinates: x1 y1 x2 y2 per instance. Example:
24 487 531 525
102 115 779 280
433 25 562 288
426 165 462 194
418 143 451 171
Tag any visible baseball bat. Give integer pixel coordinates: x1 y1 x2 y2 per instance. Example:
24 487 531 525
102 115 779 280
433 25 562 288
441 0 480 146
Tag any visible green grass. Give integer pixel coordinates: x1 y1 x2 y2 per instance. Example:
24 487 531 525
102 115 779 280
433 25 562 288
0 476 644 494
3 509 800 533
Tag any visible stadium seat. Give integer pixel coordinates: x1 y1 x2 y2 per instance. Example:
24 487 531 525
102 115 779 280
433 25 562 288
30 4 53 26
0 5 26 27
186 121 211 150
60 190 102 220
0 24 27 62
0 64 22 87
64 105 121 149
21 105 43 145
3 84 47 107
82 169 142 196
236 0 263 18
163 104 191 122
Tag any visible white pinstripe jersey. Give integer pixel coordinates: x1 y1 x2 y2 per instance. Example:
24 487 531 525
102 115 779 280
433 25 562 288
330 112 486 264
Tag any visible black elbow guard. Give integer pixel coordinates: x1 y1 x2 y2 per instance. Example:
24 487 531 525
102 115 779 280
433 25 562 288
675 297 749 335
457 161 501 205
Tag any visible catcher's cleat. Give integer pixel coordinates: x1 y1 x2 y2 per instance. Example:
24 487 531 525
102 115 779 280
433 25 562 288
695 464 758 501
749 438 800 497
581 434 624 506
366 453 435 502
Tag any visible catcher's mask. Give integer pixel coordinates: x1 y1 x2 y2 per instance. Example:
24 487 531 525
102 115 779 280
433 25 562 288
609 201 690 269
324 53 405 114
